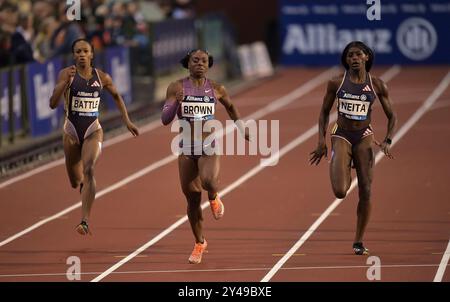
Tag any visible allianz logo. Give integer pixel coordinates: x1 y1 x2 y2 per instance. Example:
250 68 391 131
283 17 437 61
283 24 392 54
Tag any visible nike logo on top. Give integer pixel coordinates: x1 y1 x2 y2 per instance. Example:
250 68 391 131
205 89 212 93
91 81 101 87
362 85 371 92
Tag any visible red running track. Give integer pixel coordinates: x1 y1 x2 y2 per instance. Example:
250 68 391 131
0 66 449 282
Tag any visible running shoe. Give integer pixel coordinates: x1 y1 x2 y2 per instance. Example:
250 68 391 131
76 220 92 235
188 239 207 264
209 194 224 220
353 242 369 255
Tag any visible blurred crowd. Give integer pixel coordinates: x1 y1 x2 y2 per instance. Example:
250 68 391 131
0 0 196 68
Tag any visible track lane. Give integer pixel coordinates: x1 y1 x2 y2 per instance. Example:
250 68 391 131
0 68 335 281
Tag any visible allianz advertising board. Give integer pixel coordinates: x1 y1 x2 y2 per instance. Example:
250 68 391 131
280 0 450 65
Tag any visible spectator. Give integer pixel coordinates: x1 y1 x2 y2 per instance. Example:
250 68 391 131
0 1 34 65
33 16 59 62
17 13 34 43
171 0 195 19
0 29 12 68
49 3 84 58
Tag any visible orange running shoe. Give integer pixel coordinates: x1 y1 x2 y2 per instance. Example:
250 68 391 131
76 221 92 235
188 239 208 264
209 194 224 220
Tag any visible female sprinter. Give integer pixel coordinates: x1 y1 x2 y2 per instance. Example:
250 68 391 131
161 49 250 264
49 38 139 235
309 41 397 255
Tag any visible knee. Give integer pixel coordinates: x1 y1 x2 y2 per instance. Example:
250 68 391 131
70 180 80 189
201 177 218 192
83 164 95 178
184 191 202 207
333 187 347 199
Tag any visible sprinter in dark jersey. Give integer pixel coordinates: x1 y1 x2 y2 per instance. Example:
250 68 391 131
309 41 397 255
161 49 250 264
49 38 139 235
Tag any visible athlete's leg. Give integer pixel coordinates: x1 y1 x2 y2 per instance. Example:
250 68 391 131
178 155 204 244
198 154 224 220
63 133 83 189
80 129 103 223
330 137 352 198
198 154 220 200
352 135 374 244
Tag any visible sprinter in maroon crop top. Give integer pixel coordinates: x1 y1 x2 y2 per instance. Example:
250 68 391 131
309 41 397 256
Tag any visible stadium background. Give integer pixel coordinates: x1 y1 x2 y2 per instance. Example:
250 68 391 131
0 0 449 284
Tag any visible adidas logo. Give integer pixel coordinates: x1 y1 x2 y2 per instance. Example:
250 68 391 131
91 81 101 87
362 85 371 92
363 128 373 136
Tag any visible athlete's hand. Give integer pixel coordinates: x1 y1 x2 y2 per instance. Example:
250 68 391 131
374 139 394 159
126 121 140 137
309 142 328 165
63 65 76 84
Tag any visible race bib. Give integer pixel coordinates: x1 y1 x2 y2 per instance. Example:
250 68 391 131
338 98 370 120
71 97 100 113
181 102 215 120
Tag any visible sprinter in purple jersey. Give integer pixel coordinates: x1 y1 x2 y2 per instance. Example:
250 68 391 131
309 41 397 255
161 49 250 264
49 39 139 235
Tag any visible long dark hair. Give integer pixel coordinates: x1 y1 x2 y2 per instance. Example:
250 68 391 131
341 41 374 72
180 49 214 69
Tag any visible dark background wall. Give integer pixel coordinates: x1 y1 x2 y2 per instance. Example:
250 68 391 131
195 0 279 61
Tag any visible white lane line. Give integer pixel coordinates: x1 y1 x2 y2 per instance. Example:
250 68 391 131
91 66 400 282
0 119 162 189
261 71 450 282
92 67 362 282
0 67 338 249
1 263 446 279
91 122 326 282
433 238 450 282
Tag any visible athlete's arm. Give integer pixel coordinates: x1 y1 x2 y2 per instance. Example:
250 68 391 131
373 77 397 159
161 81 183 125
99 70 139 137
309 78 339 165
49 65 76 109
215 82 250 141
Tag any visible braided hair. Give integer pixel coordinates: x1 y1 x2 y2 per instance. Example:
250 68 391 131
341 41 374 72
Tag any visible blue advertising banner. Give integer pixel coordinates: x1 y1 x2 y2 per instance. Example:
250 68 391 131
280 0 450 65
103 46 132 110
26 59 64 137
10 69 23 133
1 69 23 135
0 70 9 135
152 18 197 74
